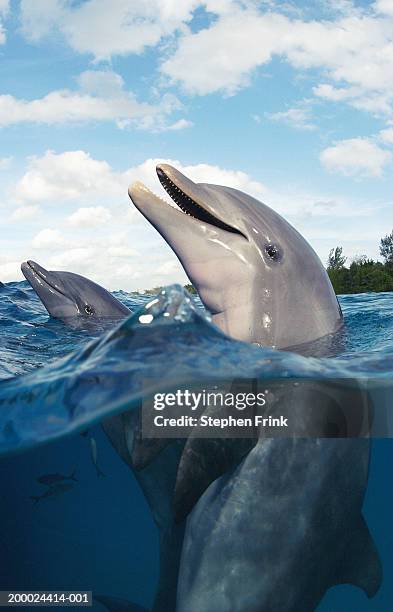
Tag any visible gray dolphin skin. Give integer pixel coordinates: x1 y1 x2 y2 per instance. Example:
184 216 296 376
128 164 342 349
177 382 382 611
21 260 131 320
126 165 380 611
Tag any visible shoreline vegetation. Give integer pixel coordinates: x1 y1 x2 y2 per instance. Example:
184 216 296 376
133 284 197 296
327 230 393 294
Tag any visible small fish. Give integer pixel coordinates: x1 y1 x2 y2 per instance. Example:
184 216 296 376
90 437 105 478
30 482 74 504
37 469 77 486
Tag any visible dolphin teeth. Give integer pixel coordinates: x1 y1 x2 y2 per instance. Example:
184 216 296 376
156 167 246 237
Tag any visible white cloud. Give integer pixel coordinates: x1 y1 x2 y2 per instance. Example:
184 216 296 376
174 161 267 198
161 5 393 121
47 247 96 269
374 0 393 17
13 1 393 127
107 246 138 258
13 1 393 147
155 259 182 276
15 151 267 205
313 83 361 101
32 228 67 250
320 137 392 177
11 205 41 221
77 70 124 96
29 239 143 291
19 0 199 60
0 69 185 130
13 150 126 204
266 103 316 130
67 206 112 227
0 260 22 283
162 9 281 96
314 83 393 115
15 149 347 227
0 0 9 43
378 127 393 144
163 118 194 131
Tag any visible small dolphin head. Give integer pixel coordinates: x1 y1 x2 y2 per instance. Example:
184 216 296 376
21 260 130 320
129 164 342 348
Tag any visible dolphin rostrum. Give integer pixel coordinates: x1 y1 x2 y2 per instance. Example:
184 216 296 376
128 164 342 349
21 260 131 320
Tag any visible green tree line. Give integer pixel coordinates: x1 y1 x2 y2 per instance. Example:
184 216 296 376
327 231 393 294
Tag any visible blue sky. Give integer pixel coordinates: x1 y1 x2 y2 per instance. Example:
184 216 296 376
1 0 393 290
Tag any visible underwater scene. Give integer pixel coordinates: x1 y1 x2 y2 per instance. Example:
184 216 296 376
0 280 392 611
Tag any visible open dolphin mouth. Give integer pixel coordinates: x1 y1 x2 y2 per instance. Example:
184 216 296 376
156 166 244 236
153 165 246 238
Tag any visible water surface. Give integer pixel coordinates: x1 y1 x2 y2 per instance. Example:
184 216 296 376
0 281 392 610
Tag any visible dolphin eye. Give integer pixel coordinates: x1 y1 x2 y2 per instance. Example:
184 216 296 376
265 243 281 262
84 305 94 316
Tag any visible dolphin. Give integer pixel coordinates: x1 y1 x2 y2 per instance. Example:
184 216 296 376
21 260 131 320
127 165 380 610
128 164 342 349
126 161 347 513
176 381 382 611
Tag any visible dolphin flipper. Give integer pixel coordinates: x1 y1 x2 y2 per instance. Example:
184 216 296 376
335 515 382 598
94 595 148 612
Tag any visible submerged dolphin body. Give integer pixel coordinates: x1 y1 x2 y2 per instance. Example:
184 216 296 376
127 166 381 610
177 382 382 611
21 260 130 320
128 164 342 349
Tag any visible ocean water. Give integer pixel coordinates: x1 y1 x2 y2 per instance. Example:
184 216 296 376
0 281 392 611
